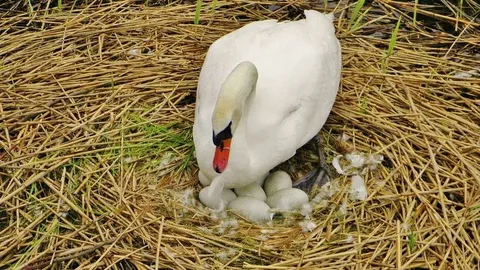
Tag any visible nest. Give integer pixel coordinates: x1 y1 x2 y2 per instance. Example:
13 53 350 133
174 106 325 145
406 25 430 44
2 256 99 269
1 0 479 269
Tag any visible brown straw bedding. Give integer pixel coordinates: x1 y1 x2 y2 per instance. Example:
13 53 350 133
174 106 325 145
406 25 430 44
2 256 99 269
0 0 479 269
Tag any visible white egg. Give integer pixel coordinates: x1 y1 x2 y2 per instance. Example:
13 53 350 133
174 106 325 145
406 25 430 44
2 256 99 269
220 189 237 203
227 197 273 223
263 171 292 196
266 188 309 212
198 171 211 186
199 186 237 210
255 177 266 187
234 183 267 201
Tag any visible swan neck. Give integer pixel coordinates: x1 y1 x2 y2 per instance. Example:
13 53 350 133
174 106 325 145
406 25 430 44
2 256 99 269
213 62 258 133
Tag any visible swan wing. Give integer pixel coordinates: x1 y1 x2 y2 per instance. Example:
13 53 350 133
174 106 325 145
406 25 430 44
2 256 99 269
233 11 341 168
193 19 279 180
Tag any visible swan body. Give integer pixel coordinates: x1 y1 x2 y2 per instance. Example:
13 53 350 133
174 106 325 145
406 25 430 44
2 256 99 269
193 10 342 201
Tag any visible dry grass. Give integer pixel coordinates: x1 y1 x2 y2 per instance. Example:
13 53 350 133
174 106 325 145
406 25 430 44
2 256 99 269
1 0 479 269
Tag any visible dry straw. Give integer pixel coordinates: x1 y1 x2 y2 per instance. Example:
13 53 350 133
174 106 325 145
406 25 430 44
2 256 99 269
1 0 479 269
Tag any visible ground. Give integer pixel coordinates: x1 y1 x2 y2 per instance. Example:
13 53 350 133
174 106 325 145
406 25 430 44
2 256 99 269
0 0 479 269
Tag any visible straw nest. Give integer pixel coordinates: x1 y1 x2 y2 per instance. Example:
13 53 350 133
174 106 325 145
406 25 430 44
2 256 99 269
1 0 479 269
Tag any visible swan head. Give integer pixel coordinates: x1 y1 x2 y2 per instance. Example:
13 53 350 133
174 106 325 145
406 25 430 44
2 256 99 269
212 120 233 174
211 61 258 174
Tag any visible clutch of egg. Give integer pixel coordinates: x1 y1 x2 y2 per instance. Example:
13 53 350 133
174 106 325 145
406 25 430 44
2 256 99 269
199 170 309 223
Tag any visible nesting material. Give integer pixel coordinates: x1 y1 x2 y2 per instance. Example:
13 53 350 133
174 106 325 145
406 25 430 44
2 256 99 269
349 175 368 201
345 153 365 168
1 1 479 269
312 180 340 203
364 154 384 170
300 202 313 217
299 220 317 233
332 155 346 175
127 48 141 56
453 69 479 78
333 152 384 175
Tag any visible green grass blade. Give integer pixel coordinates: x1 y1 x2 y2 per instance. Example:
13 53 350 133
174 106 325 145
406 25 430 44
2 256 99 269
351 7 371 32
387 16 402 57
27 0 34 16
413 0 418 26
408 232 416 251
360 98 368 114
381 16 402 71
194 0 202 25
348 0 365 30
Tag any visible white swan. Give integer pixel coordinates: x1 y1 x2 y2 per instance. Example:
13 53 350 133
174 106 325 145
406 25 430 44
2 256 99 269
193 10 342 203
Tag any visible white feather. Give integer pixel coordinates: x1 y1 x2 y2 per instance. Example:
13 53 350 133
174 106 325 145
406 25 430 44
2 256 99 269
194 10 342 198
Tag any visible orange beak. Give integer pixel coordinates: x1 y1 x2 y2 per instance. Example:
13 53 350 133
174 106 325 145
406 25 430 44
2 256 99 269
213 138 231 173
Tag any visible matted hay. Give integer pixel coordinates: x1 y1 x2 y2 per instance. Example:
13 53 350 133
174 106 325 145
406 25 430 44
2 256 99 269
0 0 479 269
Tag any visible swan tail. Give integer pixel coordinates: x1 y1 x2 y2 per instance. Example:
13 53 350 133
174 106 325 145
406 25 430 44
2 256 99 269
304 10 335 21
325 13 335 22
304 10 336 35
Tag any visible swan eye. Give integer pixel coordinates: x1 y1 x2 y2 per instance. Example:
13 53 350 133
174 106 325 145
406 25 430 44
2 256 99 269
212 121 233 146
